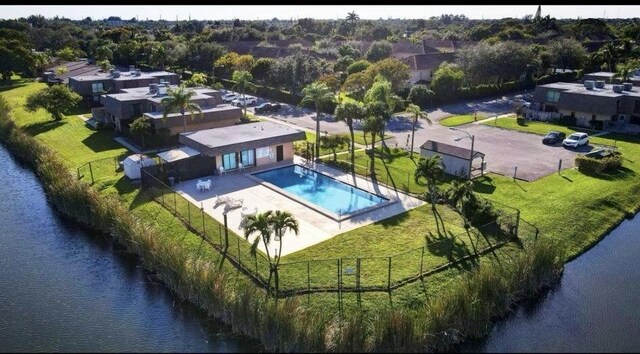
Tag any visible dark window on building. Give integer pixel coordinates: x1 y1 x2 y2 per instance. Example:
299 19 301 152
545 90 560 103
634 100 640 115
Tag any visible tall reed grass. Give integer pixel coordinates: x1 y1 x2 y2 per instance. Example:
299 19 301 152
0 95 564 352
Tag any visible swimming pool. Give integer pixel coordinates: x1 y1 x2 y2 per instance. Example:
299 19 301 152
252 165 388 217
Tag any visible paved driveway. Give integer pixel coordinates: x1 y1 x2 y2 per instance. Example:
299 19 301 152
246 90 591 181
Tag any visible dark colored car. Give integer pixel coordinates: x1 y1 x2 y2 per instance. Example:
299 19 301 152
542 131 566 145
254 102 282 114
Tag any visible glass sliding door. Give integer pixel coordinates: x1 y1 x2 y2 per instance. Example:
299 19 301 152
222 152 237 170
240 149 255 166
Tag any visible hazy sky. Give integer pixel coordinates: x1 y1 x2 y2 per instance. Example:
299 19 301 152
1 5 639 21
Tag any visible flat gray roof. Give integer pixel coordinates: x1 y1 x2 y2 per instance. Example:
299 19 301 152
585 71 617 78
540 82 640 98
180 121 306 156
105 86 220 103
70 70 178 82
144 104 239 119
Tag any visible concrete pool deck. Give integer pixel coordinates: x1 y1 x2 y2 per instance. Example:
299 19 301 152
173 156 425 257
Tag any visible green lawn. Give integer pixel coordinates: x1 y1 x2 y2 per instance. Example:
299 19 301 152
439 114 484 127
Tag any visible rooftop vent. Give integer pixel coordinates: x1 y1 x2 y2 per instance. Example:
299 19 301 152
158 85 168 96
623 82 633 91
135 68 141 76
112 70 120 78
584 80 595 90
129 65 135 72
595 80 605 89
148 83 159 94
612 84 624 93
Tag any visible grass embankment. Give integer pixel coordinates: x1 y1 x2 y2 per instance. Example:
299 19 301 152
0 81 564 351
439 114 484 127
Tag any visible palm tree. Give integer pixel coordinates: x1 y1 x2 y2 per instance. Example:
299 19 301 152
334 100 366 167
269 210 299 291
445 180 477 226
232 70 256 118
161 85 203 133
346 11 360 36
244 211 276 292
364 77 402 152
405 103 432 158
415 155 445 234
300 82 336 161
362 102 387 175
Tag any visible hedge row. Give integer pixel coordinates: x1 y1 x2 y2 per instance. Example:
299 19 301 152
575 153 623 174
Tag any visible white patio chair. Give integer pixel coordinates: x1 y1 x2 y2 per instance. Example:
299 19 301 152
218 165 226 175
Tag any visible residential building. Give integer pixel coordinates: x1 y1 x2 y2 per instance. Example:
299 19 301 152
94 84 242 135
42 59 103 85
528 80 640 133
68 67 180 105
401 53 456 84
178 121 306 175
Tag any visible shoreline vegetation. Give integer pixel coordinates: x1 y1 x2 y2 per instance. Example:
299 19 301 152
10 79 639 351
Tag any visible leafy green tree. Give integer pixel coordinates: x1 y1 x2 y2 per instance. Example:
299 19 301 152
94 45 113 62
25 85 82 121
430 62 464 101
365 41 392 62
56 47 81 61
129 116 152 149
341 71 369 101
185 72 207 87
97 59 113 72
320 133 350 162
300 81 336 160
364 57 411 93
414 155 446 234
407 84 435 108
250 57 276 82
405 103 431 157
334 55 355 73
0 39 35 81
548 38 587 71
231 70 256 118
334 100 366 167
161 85 203 133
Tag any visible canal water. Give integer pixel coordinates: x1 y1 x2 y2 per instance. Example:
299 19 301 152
0 145 260 352
468 212 640 352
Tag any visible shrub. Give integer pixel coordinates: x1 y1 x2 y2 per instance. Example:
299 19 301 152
556 115 577 126
575 153 622 174
516 117 527 125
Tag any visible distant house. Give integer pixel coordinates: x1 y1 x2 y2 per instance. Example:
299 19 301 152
528 80 640 134
179 121 306 174
42 59 102 85
401 53 456 84
69 67 180 106
582 71 617 84
420 140 485 180
94 84 242 135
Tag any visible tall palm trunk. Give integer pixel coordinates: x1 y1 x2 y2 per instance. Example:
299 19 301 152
410 118 418 158
369 131 377 176
315 106 321 161
348 124 355 169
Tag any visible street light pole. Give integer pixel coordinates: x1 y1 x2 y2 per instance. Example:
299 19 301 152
450 127 475 180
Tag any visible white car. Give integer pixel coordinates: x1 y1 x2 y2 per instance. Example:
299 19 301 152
231 96 257 107
221 93 238 103
562 132 589 148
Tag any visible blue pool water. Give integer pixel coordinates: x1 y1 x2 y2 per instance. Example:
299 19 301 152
253 165 387 216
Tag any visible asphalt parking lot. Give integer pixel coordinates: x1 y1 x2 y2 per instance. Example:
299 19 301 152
229 90 591 181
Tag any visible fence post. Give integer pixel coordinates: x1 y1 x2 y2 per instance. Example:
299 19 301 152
307 261 311 293
514 209 521 239
161 185 165 206
337 258 342 316
535 227 539 241
201 203 205 239
237 234 241 260
420 246 425 279
173 191 177 213
513 166 517 180
187 202 191 225
387 256 392 292
558 159 563 174
88 162 94 184
255 254 259 277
